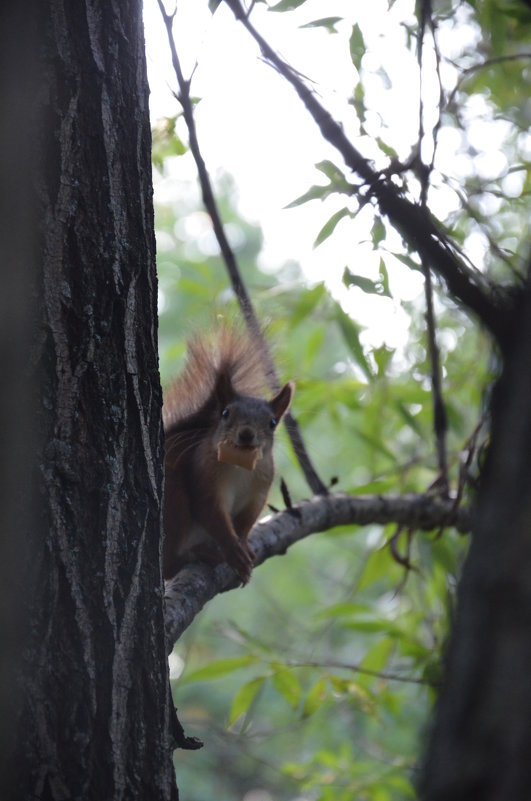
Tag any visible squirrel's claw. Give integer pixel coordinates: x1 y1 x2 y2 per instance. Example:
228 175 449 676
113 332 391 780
227 540 254 585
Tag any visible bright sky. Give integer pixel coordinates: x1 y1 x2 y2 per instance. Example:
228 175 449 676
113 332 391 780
142 0 513 350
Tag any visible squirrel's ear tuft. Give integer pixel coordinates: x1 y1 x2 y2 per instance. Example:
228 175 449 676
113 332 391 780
213 368 235 407
270 381 294 422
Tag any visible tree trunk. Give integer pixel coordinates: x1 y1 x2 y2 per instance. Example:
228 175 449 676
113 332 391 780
420 273 531 800
1 1 179 799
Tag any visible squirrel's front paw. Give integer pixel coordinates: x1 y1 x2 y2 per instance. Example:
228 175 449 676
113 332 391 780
227 541 255 585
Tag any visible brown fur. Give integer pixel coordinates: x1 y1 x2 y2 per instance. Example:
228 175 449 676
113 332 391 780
163 326 294 584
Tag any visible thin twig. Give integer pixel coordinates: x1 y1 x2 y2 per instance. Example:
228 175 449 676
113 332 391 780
446 52 531 112
417 0 449 494
284 658 440 687
156 0 329 496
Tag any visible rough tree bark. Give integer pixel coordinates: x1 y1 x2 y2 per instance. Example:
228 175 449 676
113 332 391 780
420 273 531 800
1 1 179 799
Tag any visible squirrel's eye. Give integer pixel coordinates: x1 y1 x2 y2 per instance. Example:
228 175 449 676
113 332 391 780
270 416 277 429
221 407 230 420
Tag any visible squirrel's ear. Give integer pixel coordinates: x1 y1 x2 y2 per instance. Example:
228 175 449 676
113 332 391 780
213 369 234 407
270 381 295 422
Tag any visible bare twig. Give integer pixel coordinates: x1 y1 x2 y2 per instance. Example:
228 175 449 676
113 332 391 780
418 0 449 494
446 52 531 112
388 525 417 572
156 0 329 495
164 492 472 647
223 0 514 345
284 657 441 687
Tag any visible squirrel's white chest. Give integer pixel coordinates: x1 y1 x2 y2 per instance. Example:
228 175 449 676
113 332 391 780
220 465 257 515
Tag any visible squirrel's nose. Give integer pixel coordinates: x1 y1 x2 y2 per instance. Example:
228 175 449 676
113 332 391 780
238 427 256 446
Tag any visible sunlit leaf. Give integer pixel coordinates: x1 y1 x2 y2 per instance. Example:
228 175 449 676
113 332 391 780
300 17 342 33
314 208 352 247
272 664 302 708
328 676 376 713
335 307 373 380
396 400 424 436
379 257 391 296
349 24 365 70
371 217 386 248
316 601 374 620
392 251 422 272
343 267 390 297
358 545 395 591
375 136 398 159
373 345 395 376
229 676 266 726
315 159 349 186
269 0 307 11
350 80 366 122
290 282 327 326
359 637 394 675
284 184 332 208
302 677 327 718
183 655 257 683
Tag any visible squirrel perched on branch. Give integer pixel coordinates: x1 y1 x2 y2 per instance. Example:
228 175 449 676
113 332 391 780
162 325 294 585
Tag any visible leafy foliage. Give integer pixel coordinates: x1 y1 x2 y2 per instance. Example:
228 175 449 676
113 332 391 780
151 0 529 797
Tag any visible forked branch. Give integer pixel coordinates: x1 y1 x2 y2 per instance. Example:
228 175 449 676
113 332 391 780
223 0 514 345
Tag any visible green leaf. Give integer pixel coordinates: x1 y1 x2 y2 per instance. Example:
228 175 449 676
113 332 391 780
371 216 386 248
396 400 423 436
360 637 394 675
350 80 366 123
358 545 395 591
349 24 365 70
300 17 342 33
302 326 325 369
335 308 373 381
314 208 352 247
392 251 422 272
269 0 307 11
343 268 387 296
290 282 327 326
183 655 257 683
272 664 302 709
284 184 331 208
379 257 391 296
316 601 374 621
373 345 395 376
302 677 327 718
375 136 398 159
229 676 266 726
328 676 375 713
342 617 402 635
315 159 348 185
355 428 397 463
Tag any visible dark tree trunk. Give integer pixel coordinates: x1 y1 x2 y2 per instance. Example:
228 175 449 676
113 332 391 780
420 271 531 800
0 1 179 799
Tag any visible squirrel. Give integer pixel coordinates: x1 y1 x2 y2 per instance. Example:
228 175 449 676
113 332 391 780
162 325 294 585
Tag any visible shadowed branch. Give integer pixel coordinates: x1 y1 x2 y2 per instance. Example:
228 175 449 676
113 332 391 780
164 491 472 648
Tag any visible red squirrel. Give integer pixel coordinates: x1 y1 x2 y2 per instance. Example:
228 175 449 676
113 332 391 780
162 326 294 584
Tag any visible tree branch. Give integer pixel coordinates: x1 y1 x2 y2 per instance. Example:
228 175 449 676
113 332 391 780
285 658 440 687
164 492 472 649
223 0 514 345
156 0 329 496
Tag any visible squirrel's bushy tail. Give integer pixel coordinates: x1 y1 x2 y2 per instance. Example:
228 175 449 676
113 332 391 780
163 323 268 427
